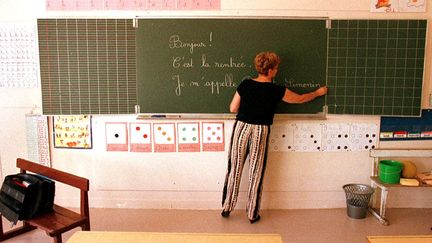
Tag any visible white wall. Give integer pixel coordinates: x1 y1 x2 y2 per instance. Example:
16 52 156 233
0 0 431 210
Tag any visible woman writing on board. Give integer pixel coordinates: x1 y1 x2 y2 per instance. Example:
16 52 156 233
221 51 327 223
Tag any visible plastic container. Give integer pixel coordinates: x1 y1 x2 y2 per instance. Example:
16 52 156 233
379 160 403 184
343 184 375 219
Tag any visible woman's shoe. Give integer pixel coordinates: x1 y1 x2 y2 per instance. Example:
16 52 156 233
249 215 261 224
221 211 230 218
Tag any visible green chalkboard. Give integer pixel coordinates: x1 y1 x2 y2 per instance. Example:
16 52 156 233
136 18 327 114
37 18 426 116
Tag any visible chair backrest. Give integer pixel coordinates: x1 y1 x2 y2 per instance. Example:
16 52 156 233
17 158 89 191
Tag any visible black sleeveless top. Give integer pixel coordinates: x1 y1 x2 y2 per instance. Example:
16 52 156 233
236 79 285 125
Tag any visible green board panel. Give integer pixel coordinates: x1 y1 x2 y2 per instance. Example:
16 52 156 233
136 18 327 114
38 19 137 115
327 19 426 116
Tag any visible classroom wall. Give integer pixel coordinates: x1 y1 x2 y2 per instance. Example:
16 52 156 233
0 0 432 210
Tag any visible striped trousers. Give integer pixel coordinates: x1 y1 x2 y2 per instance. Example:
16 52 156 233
221 120 270 220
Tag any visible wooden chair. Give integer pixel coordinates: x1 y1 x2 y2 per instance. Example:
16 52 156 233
0 158 90 243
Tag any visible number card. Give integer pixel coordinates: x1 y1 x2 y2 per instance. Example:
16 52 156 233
130 122 152 152
293 123 322 152
105 122 128 151
269 123 295 152
153 123 176 152
202 122 224 151
177 122 200 152
321 123 351 152
350 123 378 151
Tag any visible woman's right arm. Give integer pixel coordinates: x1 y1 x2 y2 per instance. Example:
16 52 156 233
229 92 241 113
282 86 327 104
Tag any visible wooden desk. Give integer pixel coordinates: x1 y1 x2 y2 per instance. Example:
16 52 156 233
67 231 283 243
367 235 432 243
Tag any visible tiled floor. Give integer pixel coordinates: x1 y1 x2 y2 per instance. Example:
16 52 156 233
2 208 432 243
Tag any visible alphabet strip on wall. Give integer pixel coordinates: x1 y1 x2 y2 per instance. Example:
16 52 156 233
45 0 221 11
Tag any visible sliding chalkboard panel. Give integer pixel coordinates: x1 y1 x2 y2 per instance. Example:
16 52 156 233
38 19 137 115
327 20 426 116
136 19 327 114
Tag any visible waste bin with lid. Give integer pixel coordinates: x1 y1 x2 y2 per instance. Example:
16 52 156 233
343 184 375 219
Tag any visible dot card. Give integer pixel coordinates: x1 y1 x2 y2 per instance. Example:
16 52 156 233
105 122 128 151
321 123 351 152
177 122 200 152
350 123 378 151
153 123 176 152
130 122 152 152
202 122 224 152
268 123 295 152
293 123 322 152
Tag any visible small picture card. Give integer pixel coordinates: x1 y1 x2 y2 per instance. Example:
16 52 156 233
105 122 128 151
202 122 224 151
53 115 92 149
393 131 408 138
371 0 426 12
421 131 432 138
371 0 398 12
153 123 176 152
130 123 152 152
177 122 200 152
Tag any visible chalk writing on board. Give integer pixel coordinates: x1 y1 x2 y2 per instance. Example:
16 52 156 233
169 34 208 54
169 32 245 96
284 78 322 89
173 73 237 96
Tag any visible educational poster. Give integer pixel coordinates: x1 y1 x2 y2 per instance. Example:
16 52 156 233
371 0 426 12
130 122 152 152
0 23 39 88
293 123 322 152
202 122 224 152
53 115 92 149
46 0 221 11
177 122 200 152
105 122 128 151
153 123 176 152
268 123 295 152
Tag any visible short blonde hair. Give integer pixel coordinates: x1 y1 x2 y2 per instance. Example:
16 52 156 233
254 51 280 75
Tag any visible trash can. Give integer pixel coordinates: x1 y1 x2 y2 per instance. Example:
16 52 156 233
343 184 375 219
